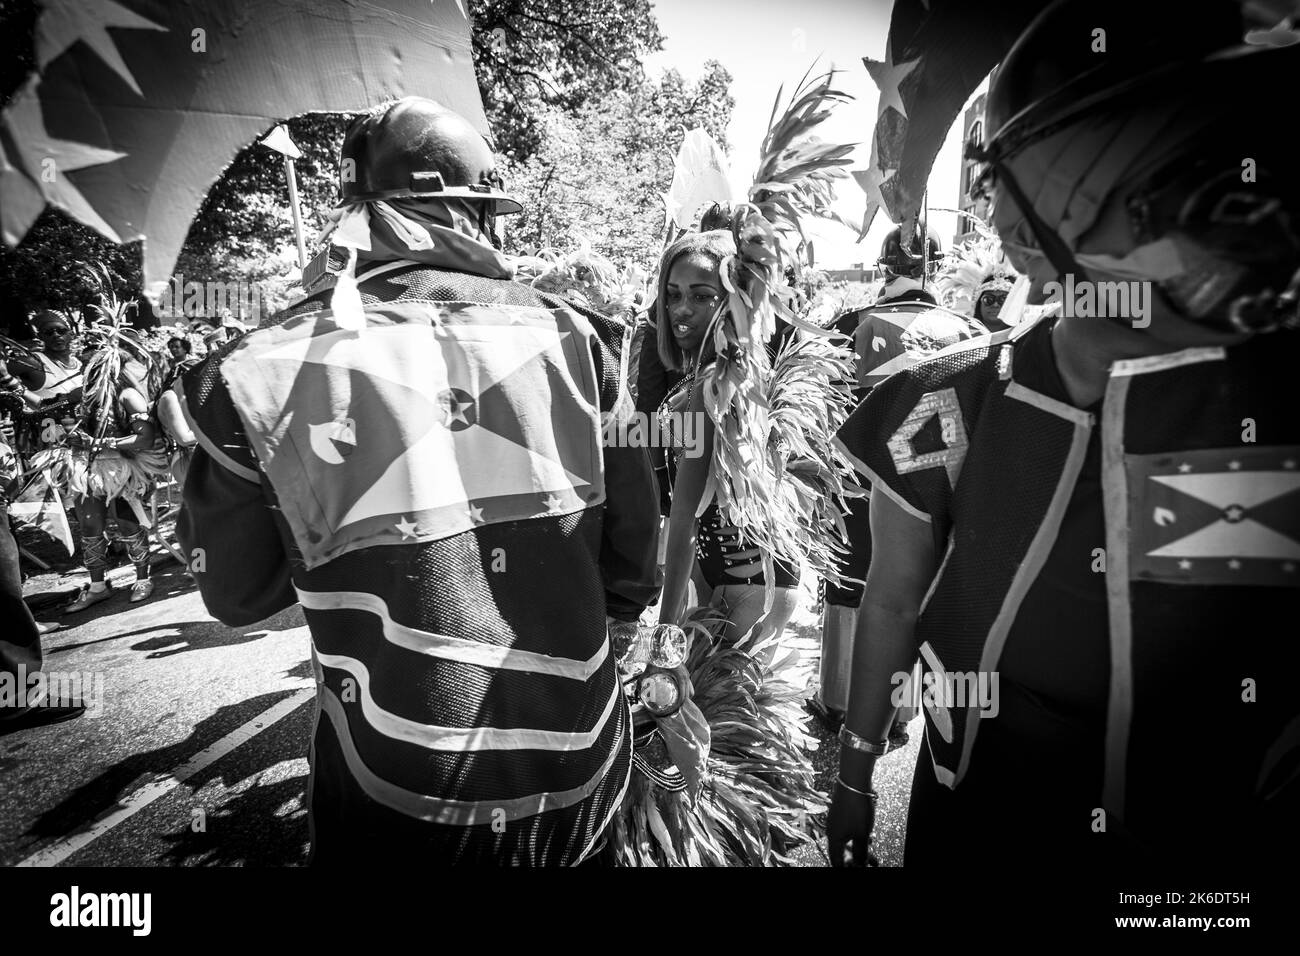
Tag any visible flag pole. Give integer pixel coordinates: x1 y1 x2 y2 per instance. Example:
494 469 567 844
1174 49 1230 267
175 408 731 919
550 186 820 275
259 125 307 270
284 155 307 270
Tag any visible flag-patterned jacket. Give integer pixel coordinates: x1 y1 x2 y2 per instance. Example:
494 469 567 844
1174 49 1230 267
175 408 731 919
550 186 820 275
178 261 661 865
835 315 1300 851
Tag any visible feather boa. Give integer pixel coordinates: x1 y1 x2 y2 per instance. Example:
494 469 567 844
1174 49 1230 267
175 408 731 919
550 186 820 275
699 69 866 601
609 609 826 866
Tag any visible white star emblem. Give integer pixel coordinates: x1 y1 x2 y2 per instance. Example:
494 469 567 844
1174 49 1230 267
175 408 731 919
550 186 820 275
1228 460 1241 471
852 135 896 238
3 79 127 242
36 0 167 97
863 40 919 120
1285 460 1297 470
544 494 564 514
1224 505 1245 522
1228 559 1242 570
1178 559 1192 570
1178 462 1192 474
394 517 418 540
0 136 46 244
444 394 474 427
467 504 484 524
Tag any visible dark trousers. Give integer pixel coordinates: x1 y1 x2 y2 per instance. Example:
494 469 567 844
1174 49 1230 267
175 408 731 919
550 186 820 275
0 507 42 718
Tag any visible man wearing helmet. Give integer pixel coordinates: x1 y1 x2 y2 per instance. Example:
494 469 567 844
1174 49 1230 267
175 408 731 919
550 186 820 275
875 223 941 306
179 98 661 865
829 0 1299 867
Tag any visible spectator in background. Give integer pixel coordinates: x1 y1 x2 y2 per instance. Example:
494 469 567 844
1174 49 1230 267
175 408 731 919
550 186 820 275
166 336 196 378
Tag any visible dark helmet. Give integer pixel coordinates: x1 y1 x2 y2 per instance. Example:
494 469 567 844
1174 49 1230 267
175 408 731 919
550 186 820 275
338 97 521 214
699 202 734 232
969 0 1300 328
879 225 941 278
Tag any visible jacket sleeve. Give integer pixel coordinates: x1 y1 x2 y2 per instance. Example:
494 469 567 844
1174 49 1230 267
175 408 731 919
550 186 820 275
580 305 663 621
176 354 296 627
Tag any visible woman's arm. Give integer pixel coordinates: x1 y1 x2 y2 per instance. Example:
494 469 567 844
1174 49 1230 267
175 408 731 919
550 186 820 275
156 387 196 447
106 387 157 453
828 487 940 865
657 384 714 625
840 489 939 779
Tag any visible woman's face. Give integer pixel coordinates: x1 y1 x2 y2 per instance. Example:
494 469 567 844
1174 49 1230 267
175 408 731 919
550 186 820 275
977 290 1008 326
664 254 723 360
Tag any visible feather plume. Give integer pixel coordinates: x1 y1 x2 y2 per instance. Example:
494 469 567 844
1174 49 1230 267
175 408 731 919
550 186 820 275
699 68 866 603
934 231 1017 317
609 609 826 867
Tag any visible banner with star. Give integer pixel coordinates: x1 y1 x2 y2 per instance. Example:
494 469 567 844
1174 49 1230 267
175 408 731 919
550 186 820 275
220 301 606 569
1 0 486 293
855 0 1047 238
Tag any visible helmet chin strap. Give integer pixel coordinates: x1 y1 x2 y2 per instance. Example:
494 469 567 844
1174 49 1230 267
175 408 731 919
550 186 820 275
993 159 1091 287
477 201 503 250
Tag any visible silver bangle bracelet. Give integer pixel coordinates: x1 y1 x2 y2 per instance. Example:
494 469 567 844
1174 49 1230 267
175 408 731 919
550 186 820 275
839 726 889 756
835 777 878 800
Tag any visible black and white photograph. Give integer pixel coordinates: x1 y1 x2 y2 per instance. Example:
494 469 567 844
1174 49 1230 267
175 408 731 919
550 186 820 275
0 0 1294 935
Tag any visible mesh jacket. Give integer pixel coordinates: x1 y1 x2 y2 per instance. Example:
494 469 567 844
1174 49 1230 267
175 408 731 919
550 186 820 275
179 260 661 865
836 316 1300 851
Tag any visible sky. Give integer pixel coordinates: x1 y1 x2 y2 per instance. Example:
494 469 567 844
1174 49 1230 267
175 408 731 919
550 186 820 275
647 0 987 269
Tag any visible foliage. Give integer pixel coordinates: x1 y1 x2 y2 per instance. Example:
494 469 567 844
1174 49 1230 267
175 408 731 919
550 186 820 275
502 61 735 273
469 0 664 161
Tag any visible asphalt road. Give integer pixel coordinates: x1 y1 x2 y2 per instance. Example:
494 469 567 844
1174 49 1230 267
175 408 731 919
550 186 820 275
4 563 919 867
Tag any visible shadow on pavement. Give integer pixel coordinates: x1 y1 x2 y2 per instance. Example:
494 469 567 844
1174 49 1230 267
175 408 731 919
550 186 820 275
48 603 306 657
22 689 312 855
156 702 313 866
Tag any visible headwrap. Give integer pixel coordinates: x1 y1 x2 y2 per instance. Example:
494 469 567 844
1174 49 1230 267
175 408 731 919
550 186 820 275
322 197 516 330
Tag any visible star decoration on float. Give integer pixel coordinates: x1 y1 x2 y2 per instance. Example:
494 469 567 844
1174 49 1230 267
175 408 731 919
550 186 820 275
853 135 896 239
2 80 126 242
863 39 919 121
36 0 167 97
395 516 419 540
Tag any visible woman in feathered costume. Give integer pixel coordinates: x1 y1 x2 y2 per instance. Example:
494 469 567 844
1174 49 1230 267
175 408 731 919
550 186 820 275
64 271 170 612
599 69 867 867
936 228 1019 333
654 229 804 657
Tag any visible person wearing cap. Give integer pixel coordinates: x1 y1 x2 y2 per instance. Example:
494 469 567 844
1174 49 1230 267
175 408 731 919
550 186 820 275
829 0 1300 868
178 97 661 866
